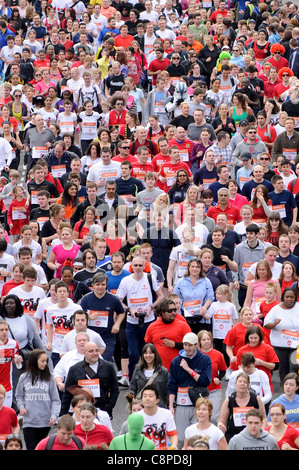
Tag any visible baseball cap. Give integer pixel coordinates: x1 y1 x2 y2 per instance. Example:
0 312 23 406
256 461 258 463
241 152 252 160
183 332 199 344
239 119 249 126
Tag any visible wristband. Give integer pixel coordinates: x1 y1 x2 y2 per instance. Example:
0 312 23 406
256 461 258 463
190 370 197 377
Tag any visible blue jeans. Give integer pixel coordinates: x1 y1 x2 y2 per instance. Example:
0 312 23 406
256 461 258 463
126 321 153 380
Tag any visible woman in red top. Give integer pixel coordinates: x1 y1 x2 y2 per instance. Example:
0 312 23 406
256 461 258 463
278 261 297 293
223 306 255 374
252 29 271 69
73 206 101 245
1 262 24 297
265 403 299 449
198 329 227 424
248 184 272 225
105 219 124 254
265 212 288 247
74 403 113 450
235 325 279 393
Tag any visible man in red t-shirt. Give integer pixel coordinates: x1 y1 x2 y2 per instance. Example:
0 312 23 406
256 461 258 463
169 127 194 167
159 145 193 193
114 24 134 48
148 48 171 86
207 187 242 226
131 146 154 185
35 415 85 450
130 126 159 158
144 301 191 371
151 137 171 189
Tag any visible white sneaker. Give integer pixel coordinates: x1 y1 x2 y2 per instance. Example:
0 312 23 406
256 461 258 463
116 370 122 378
224 368 232 380
118 377 130 387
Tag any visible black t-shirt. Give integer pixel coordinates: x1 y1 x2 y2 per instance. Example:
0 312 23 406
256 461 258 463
106 73 125 94
27 179 60 209
29 207 50 231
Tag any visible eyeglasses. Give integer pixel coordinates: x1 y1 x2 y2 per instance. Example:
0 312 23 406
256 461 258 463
248 131 257 134
270 413 283 417
233 49 239 52
166 308 177 313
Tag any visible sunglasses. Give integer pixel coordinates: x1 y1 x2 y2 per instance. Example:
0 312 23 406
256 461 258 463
282 73 289 76
121 146 130 149
248 131 257 134
260 157 269 161
274 52 281 54
178 174 187 177
133 264 143 267
166 308 177 313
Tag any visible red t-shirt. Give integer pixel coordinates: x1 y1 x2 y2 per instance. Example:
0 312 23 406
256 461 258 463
131 161 154 183
148 58 171 86
159 161 192 192
202 348 227 392
74 423 113 449
112 154 137 164
114 34 134 48
35 434 85 450
0 406 19 434
236 342 279 391
144 316 191 370
206 202 242 225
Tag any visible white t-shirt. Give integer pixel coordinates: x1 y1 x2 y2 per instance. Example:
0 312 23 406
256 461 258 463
34 296 56 346
169 244 193 283
264 303 299 349
80 155 101 175
175 222 209 248
87 160 121 195
13 240 42 263
78 111 101 141
9 285 46 319
226 368 272 404
60 327 106 354
117 273 160 325
184 422 224 450
138 407 177 450
57 112 77 135
206 300 239 339
46 300 83 354
248 260 282 280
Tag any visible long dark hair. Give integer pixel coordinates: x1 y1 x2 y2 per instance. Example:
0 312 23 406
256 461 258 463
0 294 24 318
61 181 79 208
25 349 51 385
137 343 162 371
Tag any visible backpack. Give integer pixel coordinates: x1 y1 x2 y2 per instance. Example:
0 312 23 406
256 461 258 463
45 433 83 450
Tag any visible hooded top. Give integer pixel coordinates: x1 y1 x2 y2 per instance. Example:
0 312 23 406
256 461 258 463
227 426 279 450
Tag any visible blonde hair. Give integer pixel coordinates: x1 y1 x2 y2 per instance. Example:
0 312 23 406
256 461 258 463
216 284 232 302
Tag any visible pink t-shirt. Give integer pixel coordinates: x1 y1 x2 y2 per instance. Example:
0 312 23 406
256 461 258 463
52 243 80 279
34 80 56 96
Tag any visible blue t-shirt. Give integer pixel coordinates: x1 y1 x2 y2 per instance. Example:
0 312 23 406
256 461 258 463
268 189 297 227
106 270 131 294
80 291 124 337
